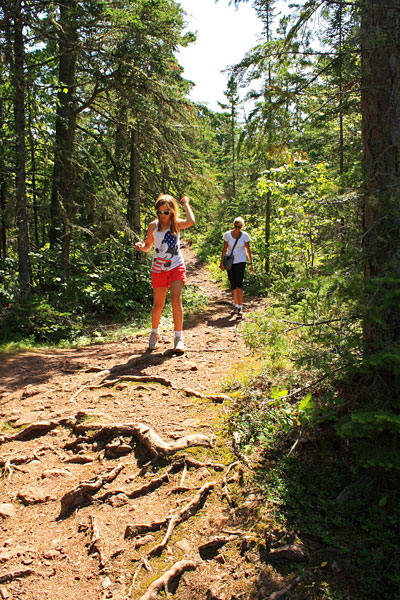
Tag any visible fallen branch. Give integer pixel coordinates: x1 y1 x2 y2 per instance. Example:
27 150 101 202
138 559 197 600
58 463 124 519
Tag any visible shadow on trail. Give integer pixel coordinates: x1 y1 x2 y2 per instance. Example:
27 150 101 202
105 346 186 378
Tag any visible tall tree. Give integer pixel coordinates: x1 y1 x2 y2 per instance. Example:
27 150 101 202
49 0 78 279
12 0 31 294
361 0 400 397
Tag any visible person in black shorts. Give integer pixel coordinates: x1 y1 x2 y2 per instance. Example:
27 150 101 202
220 217 254 317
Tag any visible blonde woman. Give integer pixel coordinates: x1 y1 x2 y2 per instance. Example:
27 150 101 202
135 194 195 352
220 216 254 316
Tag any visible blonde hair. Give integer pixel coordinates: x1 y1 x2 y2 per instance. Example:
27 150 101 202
233 216 245 227
155 194 180 235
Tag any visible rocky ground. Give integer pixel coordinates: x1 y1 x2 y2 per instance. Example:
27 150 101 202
0 249 289 600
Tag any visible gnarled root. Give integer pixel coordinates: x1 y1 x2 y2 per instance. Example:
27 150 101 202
73 422 211 458
138 559 197 600
58 463 124 519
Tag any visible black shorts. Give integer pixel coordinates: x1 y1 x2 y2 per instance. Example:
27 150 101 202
227 262 246 290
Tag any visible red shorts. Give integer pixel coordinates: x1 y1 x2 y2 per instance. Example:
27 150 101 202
151 264 186 288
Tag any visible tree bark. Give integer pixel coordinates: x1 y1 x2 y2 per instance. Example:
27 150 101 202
127 127 141 235
0 96 7 259
361 0 400 388
13 0 31 295
49 0 78 279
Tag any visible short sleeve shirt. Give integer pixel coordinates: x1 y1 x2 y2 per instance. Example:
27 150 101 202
223 231 250 264
152 226 184 272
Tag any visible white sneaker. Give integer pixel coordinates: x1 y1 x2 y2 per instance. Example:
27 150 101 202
173 337 185 353
148 331 159 350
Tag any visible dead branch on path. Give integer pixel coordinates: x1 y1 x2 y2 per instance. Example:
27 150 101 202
137 559 197 600
58 463 124 519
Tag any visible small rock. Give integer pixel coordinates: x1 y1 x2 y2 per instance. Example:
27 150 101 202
174 539 192 554
43 549 62 560
196 467 211 480
0 549 15 563
41 468 72 479
0 504 16 519
133 535 154 549
267 543 305 561
206 587 225 600
17 486 57 505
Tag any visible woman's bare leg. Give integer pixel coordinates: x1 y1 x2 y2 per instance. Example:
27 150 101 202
170 280 184 331
152 287 168 328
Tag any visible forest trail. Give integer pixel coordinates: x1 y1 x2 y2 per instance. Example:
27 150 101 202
0 248 269 600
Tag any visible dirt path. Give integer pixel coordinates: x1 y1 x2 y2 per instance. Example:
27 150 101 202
0 248 267 600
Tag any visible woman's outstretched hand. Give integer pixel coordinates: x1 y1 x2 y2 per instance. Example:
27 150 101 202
135 241 144 251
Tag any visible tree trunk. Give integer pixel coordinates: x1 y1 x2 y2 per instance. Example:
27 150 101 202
49 0 78 279
13 0 31 295
127 128 141 235
0 96 7 259
28 91 39 249
361 0 400 389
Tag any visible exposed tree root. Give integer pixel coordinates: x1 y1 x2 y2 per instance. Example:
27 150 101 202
222 461 239 507
179 455 225 471
232 432 251 467
125 480 215 539
97 469 173 503
88 515 107 571
131 559 197 600
0 569 34 583
73 422 211 458
269 573 305 599
126 481 215 595
58 463 124 519
70 373 230 404
0 421 60 445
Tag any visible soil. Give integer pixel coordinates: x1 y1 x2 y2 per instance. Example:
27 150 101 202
0 248 275 600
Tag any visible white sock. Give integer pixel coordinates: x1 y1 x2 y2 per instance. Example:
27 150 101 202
238 305 242 309
174 330 183 339
151 328 159 334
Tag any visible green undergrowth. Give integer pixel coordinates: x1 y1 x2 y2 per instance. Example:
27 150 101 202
224 310 400 599
0 283 208 354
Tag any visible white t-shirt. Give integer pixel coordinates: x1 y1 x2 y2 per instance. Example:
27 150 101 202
151 226 184 272
223 230 250 264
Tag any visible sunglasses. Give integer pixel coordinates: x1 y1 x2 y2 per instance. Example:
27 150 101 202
234 223 242 227
157 210 171 215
